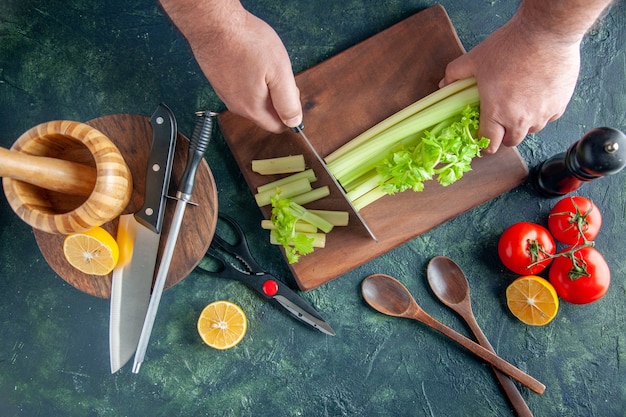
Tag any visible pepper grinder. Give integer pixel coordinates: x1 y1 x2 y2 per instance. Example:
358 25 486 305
532 127 626 197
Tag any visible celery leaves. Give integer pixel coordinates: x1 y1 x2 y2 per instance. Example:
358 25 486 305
270 195 315 264
377 105 489 194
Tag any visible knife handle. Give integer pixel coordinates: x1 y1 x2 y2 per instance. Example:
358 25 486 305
177 111 213 198
136 103 177 233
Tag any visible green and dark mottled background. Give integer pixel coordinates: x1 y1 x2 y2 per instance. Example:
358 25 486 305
1 1 625 416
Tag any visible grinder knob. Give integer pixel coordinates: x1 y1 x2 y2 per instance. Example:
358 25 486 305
566 127 626 178
532 127 626 196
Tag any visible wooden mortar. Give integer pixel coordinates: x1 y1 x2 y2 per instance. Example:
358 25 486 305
2 120 133 234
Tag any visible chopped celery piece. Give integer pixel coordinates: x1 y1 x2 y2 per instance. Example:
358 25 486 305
254 178 312 207
257 169 317 193
252 154 305 175
260 219 318 234
286 202 334 233
307 209 349 226
290 186 330 206
270 230 326 248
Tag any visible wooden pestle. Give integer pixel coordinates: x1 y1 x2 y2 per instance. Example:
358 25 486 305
0 146 97 196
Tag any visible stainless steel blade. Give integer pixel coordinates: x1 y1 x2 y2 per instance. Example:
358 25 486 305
109 215 160 373
274 295 336 336
292 125 378 241
132 198 186 374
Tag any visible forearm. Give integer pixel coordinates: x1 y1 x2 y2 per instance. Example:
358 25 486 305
515 0 613 44
159 0 246 42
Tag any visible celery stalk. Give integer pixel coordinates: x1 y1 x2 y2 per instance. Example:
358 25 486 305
346 171 384 201
270 230 326 248
252 154 305 175
261 219 318 233
323 79 489 212
257 169 317 193
290 186 330 206
307 209 349 226
254 178 312 207
325 78 477 163
353 186 387 211
327 86 480 185
287 202 334 233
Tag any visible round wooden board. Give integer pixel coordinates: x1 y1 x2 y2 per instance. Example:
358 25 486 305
33 113 218 298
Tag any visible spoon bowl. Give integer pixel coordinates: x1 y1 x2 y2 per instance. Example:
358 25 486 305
361 272 545 395
427 256 469 306
362 273 414 317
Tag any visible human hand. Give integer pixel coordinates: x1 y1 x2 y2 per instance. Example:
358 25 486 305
170 3 302 133
439 16 581 153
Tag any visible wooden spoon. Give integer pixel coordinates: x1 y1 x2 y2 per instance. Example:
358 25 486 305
427 256 534 416
361 273 546 395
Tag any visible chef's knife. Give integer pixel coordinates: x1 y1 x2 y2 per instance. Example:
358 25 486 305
132 110 213 373
291 123 377 241
109 103 177 373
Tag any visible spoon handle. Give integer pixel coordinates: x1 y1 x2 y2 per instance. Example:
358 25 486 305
417 311 546 395
465 317 534 416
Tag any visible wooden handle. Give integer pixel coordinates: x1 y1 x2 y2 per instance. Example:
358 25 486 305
465 317 534 416
0 147 96 196
419 311 546 395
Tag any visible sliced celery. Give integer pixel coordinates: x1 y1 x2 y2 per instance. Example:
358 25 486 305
290 186 330 206
252 154 306 175
257 169 317 193
260 219 318 233
270 230 326 248
254 178 312 207
307 209 349 226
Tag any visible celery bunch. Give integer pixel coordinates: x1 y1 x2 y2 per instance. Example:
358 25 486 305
325 78 490 210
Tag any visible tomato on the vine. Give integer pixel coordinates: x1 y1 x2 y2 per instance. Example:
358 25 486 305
548 196 601 245
498 222 556 275
549 246 610 304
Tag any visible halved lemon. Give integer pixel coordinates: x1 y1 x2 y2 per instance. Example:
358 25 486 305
197 301 247 350
506 275 559 326
63 226 119 276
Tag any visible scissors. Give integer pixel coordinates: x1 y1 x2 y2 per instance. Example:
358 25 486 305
196 213 335 336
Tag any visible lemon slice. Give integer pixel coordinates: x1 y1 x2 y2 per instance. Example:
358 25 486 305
506 275 559 326
63 226 119 276
197 301 247 350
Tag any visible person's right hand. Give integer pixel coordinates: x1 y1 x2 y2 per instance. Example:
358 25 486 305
170 2 303 133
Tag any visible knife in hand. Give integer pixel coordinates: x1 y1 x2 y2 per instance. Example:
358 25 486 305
109 103 177 373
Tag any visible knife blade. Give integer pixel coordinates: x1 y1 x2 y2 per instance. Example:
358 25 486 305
291 123 378 241
132 110 214 374
109 103 177 373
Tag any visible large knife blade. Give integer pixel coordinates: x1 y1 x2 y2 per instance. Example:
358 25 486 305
291 123 378 241
132 110 214 374
109 103 177 373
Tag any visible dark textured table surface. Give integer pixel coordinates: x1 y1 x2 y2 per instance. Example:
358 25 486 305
1 1 625 416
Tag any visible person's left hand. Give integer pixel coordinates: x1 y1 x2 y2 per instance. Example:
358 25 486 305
439 16 581 153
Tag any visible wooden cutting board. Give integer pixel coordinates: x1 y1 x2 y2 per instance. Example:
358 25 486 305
218 5 529 291
33 114 219 298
